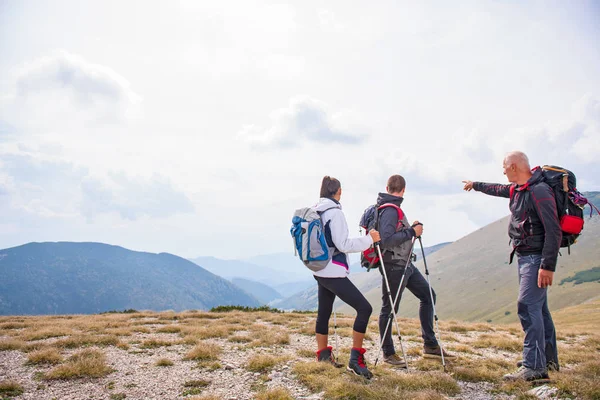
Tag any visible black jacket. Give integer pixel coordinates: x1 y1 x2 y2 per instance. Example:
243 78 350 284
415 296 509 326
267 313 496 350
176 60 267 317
376 193 416 267
473 167 562 271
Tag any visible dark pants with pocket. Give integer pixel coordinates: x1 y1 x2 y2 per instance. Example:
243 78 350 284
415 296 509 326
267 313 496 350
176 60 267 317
379 263 438 356
517 254 558 370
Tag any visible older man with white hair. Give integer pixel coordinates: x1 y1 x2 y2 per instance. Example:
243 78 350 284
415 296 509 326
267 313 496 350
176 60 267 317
462 151 561 382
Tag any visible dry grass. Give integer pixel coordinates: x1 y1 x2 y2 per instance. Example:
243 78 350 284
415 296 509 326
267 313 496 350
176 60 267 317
554 359 600 400
0 339 25 351
26 347 63 365
130 326 151 334
155 358 174 367
0 322 28 330
139 339 176 348
247 326 289 347
449 357 513 383
0 380 24 397
446 343 479 355
255 387 295 400
246 354 289 373
296 348 315 358
293 361 459 399
181 324 236 340
188 395 221 400
54 334 120 349
44 349 112 380
105 328 133 336
444 322 470 333
296 323 316 336
229 334 253 343
472 333 522 352
1 308 598 399
21 327 73 341
156 325 182 334
184 342 221 361
558 343 588 365
181 379 211 396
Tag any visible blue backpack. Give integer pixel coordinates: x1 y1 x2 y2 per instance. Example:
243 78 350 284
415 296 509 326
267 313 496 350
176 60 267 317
290 206 336 272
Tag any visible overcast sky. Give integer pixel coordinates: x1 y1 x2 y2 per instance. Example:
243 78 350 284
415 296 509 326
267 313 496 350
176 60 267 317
1 0 599 260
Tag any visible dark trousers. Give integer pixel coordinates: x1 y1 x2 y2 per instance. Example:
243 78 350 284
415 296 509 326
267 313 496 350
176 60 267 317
517 254 558 369
314 276 373 335
379 263 437 356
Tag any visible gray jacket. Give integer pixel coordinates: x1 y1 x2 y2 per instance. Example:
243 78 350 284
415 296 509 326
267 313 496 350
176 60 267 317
376 193 417 268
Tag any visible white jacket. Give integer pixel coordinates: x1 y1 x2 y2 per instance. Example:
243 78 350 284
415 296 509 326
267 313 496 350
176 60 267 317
312 198 374 278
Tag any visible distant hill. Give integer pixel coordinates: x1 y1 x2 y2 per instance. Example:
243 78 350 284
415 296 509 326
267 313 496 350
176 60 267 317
273 280 315 297
414 242 452 260
338 191 600 322
0 242 259 315
231 278 282 304
244 252 300 273
189 256 306 287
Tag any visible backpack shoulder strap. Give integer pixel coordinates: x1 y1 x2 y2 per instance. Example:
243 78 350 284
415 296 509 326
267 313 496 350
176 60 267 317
377 203 404 230
316 205 339 216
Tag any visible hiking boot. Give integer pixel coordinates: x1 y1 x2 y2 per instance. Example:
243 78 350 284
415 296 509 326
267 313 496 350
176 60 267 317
316 346 342 368
503 366 550 382
516 360 560 372
347 347 373 379
423 345 457 359
383 353 407 367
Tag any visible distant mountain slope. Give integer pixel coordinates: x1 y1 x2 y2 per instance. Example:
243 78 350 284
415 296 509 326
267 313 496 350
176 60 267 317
0 242 259 315
244 252 299 273
339 191 600 322
273 280 315 297
231 278 282 304
414 242 452 260
189 256 306 287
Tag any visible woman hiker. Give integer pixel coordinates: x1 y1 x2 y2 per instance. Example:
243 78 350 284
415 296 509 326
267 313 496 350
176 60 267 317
312 176 380 379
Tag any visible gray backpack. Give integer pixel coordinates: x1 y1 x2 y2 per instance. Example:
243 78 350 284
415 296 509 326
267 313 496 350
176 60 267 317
290 206 336 271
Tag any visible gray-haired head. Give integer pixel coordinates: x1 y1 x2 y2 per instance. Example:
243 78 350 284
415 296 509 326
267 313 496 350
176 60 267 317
504 151 531 172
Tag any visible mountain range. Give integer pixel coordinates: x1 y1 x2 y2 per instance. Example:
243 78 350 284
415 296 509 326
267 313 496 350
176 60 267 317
2 192 597 319
0 242 259 315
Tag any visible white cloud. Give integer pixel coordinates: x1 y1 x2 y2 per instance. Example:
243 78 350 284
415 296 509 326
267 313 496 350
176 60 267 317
238 96 367 148
81 173 194 221
2 51 141 131
17 50 140 104
0 149 193 222
318 9 344 33
1 1 599 259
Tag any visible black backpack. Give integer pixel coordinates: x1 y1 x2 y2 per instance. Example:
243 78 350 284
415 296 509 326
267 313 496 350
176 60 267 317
511 165 598 251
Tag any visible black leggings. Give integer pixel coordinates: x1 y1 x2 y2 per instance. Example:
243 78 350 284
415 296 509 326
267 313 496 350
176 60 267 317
314 276 373 334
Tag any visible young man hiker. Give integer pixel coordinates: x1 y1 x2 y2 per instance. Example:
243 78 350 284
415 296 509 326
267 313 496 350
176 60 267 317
463 151 560 382
377 174 456 366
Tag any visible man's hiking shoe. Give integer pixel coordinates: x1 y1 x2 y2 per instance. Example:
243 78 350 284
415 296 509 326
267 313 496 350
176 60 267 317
316 346 342 368
423 345 457 360
516 360 559 372
347 347 373 379
383 353 407 367
503 366 550 382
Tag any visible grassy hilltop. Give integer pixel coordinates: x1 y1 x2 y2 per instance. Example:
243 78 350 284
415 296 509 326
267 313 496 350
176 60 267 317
1 304 599 400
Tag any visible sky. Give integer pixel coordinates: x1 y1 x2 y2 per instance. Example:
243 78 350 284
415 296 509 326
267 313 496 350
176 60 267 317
0 0 599 260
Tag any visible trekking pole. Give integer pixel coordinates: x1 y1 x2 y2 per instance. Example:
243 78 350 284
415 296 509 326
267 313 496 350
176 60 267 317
373 238 415 369
333 305 339 358
418 236 446 371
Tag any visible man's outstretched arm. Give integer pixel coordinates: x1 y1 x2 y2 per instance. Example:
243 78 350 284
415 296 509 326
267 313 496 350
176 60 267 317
463 180 511 198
